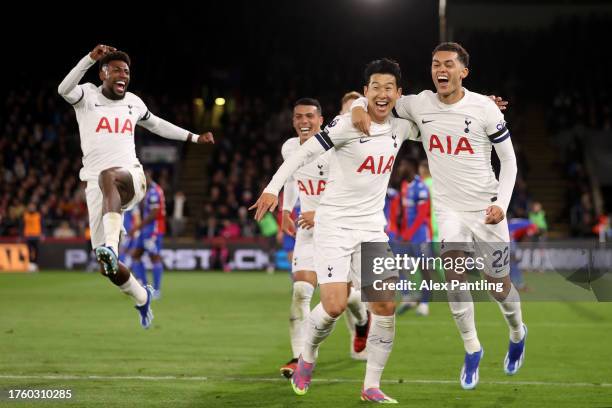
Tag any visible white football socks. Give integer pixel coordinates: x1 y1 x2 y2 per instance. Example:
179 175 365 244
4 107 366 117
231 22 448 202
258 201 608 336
346 286 368 326
302 303 338 364
364 313 395 390
289 281 315 359
448 288 481 353
496 284 525 343
102 212 122 256
119 274 148 306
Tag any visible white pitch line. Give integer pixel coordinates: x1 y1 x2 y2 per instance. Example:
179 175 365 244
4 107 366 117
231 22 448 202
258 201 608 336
0 374 610 388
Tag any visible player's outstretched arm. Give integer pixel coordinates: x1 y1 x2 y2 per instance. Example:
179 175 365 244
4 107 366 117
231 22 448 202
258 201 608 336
486 138 517 224
58 44 115 104
138 112 214 144
249 136 325 221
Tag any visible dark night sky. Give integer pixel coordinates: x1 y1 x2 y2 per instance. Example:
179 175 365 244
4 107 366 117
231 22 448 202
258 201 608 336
2 0 610 105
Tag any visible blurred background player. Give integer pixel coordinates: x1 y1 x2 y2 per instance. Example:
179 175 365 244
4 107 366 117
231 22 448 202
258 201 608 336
277 190 298 268
508 218 539 291
58 44 214 328
396 159 433 316
279 98 369 379
119 206 140 268
22 202 42 271
130 170 166 300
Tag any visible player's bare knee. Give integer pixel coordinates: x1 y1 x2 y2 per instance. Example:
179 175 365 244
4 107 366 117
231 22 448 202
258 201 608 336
322 300 346 318
294 271 317 287
489 277 512 301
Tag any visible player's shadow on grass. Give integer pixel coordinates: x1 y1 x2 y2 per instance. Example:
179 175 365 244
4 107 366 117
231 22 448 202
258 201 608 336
188 381 363 408
316 355 365 374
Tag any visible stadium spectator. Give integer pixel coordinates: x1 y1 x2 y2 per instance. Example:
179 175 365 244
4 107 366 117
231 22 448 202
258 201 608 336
53 220 77 239
22 202 42 270
528 202 548 238
169 191 188 237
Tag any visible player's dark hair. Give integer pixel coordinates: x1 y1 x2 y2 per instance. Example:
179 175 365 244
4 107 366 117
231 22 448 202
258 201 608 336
363 58 402 86
294 98 322 115
99 51 131 70
432 42 470 68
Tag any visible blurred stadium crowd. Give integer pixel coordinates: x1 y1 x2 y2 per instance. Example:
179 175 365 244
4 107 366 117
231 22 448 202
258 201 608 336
1 15 610 242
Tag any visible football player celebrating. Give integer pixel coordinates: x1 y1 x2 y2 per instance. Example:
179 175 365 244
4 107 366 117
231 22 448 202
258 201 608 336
58 44 214 328
351 42 526 390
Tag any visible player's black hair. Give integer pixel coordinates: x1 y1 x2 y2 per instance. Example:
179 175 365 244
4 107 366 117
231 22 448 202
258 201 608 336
99 51 131 71
363 58 402 86
433 42 470 68
294 98 322 115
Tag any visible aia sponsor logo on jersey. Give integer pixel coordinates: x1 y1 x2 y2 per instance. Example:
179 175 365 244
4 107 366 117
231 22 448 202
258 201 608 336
428 135 474 155
95 117 133 134
298 179 326 195
357 155 395 174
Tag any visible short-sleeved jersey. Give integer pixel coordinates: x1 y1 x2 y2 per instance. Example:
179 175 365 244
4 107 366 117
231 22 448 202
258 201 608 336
313 113 419 231
393 89 510 212
401 176 431 243
141 182 166 236
70 83 151 182
281 137 330 213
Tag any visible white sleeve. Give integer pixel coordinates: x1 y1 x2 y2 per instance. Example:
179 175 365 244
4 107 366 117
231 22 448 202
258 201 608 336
349 97 368 112
392 95 417 121
57 54 96 105
315 114 358 149
394 117 420 143
282 178 299 212
350 95 416 121
493 137 517 214
138 111 194 142
263 136 326 196
280 141 299 211
484 100 510 143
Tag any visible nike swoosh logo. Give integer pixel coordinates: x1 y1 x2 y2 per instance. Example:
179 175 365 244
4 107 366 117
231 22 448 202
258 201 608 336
422 119 434 124
360 138 372 143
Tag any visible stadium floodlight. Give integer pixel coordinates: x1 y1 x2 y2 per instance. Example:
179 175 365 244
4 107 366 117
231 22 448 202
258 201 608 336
439 0 447 42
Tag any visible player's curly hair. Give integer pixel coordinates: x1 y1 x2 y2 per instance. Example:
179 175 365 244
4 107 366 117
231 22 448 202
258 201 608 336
363 58 401 86
433 42 469 67
294 98 322 115
99 51 131 71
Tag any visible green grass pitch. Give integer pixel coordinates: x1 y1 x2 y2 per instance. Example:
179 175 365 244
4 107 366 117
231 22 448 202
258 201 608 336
1 271 611 407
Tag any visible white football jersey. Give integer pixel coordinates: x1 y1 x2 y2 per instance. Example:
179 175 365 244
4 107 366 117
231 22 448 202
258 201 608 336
313 114 419 231
70 83 149 182
393 89 509 212
281 137 330 212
